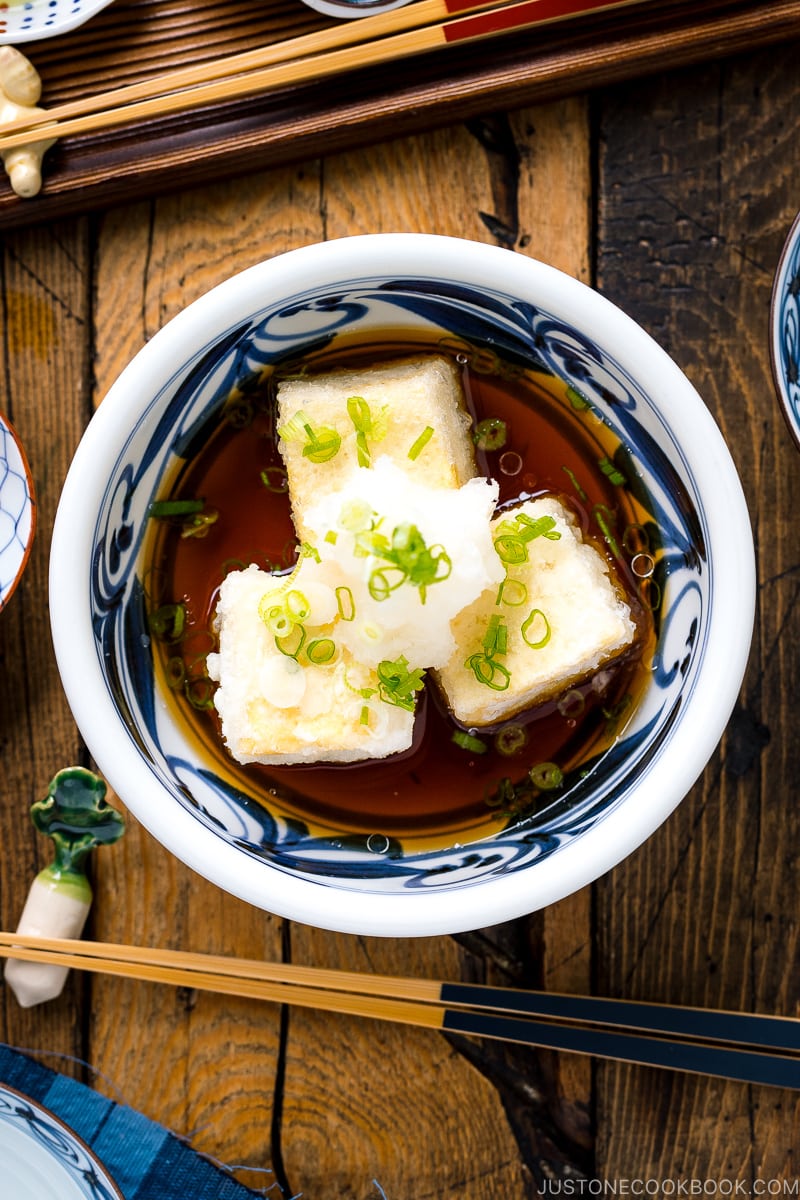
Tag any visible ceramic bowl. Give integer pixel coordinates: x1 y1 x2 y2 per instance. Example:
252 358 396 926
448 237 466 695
49 234 755 937
770 209 800 451
0 411 35 612
0 1083 122 1200
0 0 114 43
298 0 413 18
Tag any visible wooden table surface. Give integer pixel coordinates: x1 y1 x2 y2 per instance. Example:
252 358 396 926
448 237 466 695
2 19 799 1199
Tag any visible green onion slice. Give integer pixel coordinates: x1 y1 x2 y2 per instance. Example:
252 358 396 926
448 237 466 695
598 456 627 486
275 624 306 659
408 426 434 461
149 499 205 518
335 586 356 622
306 638 336 665
452 730 488 754
493 534 528 565
465 653 511 692
496 577 527 607
377 656 425 711
529 762 564 790
482 614 508 658
302 423 342 464
149 603 186 641
260 467 288 493
521 608 551 649
494 724 527 756
473 417 507 451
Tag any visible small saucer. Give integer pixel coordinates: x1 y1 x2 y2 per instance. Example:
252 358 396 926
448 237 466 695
0 412 35 612
0 0 115 43
298 0 413 18
770 209 800 451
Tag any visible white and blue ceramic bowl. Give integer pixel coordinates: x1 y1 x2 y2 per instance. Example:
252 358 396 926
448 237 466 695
49 234 755 937
770 210 800 451
0 0 114 42
0 412 35 613
0 1083 122 1200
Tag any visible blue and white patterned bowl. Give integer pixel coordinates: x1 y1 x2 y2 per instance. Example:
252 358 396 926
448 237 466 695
49 235 755 936
0 412 35 613
771 209 800 451
0 0 114 43
0 1083 122 1200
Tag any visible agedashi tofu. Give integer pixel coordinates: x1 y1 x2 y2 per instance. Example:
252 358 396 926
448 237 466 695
276 354 476 542
207 462 502 766
435 496 637 727
209 352 638 768
207 561 417 765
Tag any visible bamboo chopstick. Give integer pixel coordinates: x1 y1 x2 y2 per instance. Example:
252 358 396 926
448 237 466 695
0 0 651 152
1 932 799 1090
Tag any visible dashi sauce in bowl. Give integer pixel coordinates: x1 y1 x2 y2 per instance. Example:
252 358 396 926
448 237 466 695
49 235 754 936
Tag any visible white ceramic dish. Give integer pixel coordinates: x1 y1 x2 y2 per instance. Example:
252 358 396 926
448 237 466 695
299 0 413 18
0 1082 122 1200
0 0 114 43
770 209 800 451
49 234 755 937
0 411 35 612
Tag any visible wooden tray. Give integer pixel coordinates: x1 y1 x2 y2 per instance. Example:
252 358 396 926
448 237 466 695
2 0 800 229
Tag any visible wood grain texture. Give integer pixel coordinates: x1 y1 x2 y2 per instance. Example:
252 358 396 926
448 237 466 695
0 220 90 1069
3 0 800 230
595 41 800 1184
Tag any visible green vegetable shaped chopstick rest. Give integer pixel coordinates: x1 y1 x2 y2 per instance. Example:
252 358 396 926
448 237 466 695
5 767 125 1008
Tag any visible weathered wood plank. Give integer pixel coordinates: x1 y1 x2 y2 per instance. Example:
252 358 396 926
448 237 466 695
595 42 800 1182
0 219 91 1068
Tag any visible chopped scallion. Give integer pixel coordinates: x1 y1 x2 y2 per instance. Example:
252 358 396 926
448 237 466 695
407 426 434 461
307 638 336 665
473 417 507 451
275 624 306 659
521 608 551 649
494 724 527 756
529 762 564 790
465 653 511 692
149 499 205 518
452 730 488 754
260 467 288 493
335 586 356 622
598 456 627 486
149 603 186 642
377 656 426 711
496 577 527 607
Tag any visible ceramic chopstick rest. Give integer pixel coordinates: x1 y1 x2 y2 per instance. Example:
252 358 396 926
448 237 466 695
0 47 57 198
5 767 125 1007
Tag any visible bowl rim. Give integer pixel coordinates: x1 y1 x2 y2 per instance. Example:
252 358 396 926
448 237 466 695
49 233 755 936
769 208 800 453
0 410 36 613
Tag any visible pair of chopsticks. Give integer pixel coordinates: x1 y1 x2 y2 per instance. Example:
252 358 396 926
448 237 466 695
0 0 651 152
1 931 798 1090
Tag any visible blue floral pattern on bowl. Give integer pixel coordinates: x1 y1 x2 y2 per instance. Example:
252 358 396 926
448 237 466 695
89 275 708 895
0 412 35 612
771 210 800 450
0 0 114 43
0 1083 122 1200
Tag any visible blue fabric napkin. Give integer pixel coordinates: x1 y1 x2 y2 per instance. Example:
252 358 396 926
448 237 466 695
0 1043 265 1199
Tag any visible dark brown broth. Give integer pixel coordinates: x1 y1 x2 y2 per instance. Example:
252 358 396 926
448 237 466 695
145 335 656 843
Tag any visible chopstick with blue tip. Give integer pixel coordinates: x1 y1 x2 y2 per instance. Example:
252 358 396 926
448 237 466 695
0 0 651 152
0 932 798 1090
